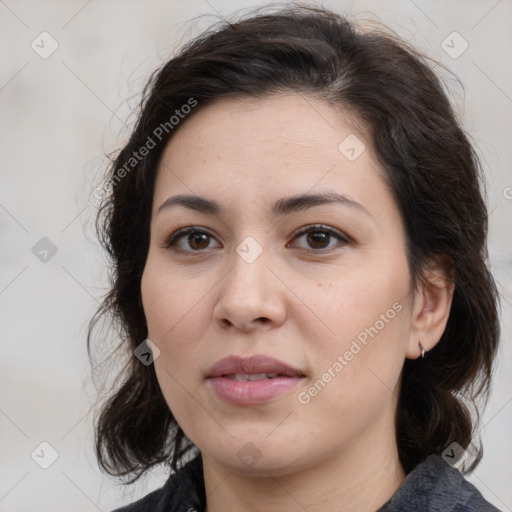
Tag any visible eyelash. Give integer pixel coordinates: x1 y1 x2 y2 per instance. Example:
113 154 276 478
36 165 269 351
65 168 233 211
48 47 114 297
160 224 351 254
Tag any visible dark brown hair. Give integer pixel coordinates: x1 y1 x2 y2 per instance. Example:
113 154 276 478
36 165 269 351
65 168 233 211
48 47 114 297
88 3 500 484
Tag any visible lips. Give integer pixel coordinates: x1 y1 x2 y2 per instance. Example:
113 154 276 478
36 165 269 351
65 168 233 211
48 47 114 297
207 355 305 405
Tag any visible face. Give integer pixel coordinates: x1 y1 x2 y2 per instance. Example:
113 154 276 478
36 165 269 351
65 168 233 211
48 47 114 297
141 93 416 477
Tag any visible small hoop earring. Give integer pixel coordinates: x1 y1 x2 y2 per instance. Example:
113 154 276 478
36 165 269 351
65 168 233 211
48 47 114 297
419 341 426 359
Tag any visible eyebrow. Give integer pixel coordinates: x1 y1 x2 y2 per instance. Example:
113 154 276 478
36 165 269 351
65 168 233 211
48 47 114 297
156 191 372 218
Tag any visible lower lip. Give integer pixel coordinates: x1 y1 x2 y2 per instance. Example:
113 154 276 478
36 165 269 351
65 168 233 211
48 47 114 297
208 376 303 405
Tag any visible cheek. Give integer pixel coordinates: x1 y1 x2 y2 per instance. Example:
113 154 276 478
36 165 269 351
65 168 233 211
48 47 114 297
148 303 210 433
297 261 410 411
141 256 210 344
294 313 408 447
141 258 213 417
306 259 410 346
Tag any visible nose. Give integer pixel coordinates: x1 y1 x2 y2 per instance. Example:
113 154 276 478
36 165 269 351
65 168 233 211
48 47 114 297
213 245 287 333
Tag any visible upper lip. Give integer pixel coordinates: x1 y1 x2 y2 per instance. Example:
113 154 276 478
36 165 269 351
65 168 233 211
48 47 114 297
207 355 305 378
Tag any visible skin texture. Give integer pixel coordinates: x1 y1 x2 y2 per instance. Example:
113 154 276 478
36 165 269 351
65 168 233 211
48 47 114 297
140 93 454 512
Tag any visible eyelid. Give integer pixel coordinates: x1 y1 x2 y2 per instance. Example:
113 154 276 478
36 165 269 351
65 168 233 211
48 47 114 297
291 223 349 241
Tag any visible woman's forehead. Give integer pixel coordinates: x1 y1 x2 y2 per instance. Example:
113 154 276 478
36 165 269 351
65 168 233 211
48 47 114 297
155 94 380 192
165 93 365 156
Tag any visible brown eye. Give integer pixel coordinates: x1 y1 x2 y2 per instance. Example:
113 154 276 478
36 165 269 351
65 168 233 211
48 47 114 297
291 225 349 252
187 232 210 250
306 231 330 249
163 228 221 252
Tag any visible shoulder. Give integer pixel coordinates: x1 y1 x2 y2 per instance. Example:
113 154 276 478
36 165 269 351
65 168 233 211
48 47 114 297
378 455 501 512
109 454 205 512
110 486 163 512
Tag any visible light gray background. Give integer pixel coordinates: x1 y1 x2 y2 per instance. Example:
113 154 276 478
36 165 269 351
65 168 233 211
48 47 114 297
1 1 511 510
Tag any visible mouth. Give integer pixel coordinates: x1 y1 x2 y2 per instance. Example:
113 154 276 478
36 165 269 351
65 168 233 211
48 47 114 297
223 373 292 381
206 355 306 405
207 354 305 378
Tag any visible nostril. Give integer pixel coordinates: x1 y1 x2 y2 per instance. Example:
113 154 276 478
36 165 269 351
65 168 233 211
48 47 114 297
218 317 270 329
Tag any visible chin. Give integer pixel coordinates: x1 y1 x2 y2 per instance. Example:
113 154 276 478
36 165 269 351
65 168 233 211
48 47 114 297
199 433 314 477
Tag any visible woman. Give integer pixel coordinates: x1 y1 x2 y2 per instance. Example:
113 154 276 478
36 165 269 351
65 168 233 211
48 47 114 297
88 4 501 511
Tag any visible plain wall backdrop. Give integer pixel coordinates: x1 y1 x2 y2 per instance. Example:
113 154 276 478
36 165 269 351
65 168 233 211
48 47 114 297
1 0 511 510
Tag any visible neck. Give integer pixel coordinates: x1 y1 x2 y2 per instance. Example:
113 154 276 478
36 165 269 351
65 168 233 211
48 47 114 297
202 422 406 512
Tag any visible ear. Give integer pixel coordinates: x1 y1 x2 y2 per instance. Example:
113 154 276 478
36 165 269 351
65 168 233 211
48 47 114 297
405 255 455 359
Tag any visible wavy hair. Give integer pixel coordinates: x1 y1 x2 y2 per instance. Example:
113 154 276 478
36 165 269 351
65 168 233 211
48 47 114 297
88 3 500 484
